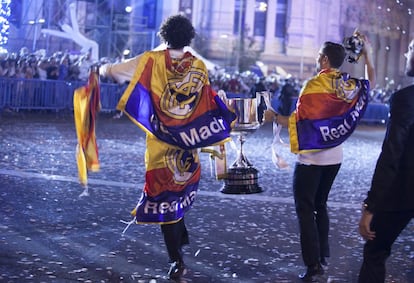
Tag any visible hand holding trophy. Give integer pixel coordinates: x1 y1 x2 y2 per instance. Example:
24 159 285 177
343 29 376 87
343 29 365 64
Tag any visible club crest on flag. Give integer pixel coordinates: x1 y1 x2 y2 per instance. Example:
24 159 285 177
165 148 199 184
160 71 205 118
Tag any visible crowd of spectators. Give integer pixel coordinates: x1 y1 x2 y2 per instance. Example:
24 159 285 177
0 47 293 98
0 47 119 83
0 47 398 106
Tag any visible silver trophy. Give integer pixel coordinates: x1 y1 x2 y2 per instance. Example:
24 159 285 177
343 30 365 64
219 92 270 194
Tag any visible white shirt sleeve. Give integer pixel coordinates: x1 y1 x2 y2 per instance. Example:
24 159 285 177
298 144 343 165
99 55 142 84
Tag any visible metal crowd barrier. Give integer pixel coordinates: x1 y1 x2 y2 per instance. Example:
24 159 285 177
0 78 126 112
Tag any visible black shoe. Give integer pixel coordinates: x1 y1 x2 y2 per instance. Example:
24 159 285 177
167 260 186 280
320 257 328 266
298 264 324 282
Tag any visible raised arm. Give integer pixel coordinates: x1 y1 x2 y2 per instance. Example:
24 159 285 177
99 54 142 84
361 35 376 87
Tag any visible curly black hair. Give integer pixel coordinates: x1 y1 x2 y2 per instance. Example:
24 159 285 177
158 14 195 49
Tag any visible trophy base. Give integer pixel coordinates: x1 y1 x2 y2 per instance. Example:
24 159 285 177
221 166 263 194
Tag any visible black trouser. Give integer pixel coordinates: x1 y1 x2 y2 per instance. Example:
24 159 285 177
160 218 189 263
358 211 414 283
293 162 341 267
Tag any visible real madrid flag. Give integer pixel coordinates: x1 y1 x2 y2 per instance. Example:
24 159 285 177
288 70 370 154
117 50 236 223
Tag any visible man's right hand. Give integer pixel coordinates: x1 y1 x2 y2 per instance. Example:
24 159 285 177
263 110 277 123
358 210 376 241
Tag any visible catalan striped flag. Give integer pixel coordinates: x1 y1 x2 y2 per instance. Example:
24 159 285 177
288 69 370 154
117 50 236 223
73 70 101 186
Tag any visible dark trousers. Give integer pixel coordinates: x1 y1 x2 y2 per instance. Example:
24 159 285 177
160 218 189 263
293 162 341 266
358 211 414 283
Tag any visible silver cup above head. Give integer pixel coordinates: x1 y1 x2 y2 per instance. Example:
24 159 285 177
343 30 365 64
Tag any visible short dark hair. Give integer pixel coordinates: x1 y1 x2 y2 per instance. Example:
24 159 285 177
321 42 346 68
158 14 195 49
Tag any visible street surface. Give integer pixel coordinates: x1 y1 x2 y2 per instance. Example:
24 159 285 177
0 111 413 282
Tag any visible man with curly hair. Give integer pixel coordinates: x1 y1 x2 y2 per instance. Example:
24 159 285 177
100 14 235 280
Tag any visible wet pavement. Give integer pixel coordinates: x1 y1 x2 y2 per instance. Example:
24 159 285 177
0 110 413 283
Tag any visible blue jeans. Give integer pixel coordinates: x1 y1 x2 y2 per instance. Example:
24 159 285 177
293 162 341 266
358 211 414 283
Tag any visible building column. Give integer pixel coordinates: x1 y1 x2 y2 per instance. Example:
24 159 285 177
245 0 255 38
262 0 280 55
200 0 236 63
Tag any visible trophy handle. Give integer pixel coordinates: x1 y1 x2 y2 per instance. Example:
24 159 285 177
258 91 275 112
